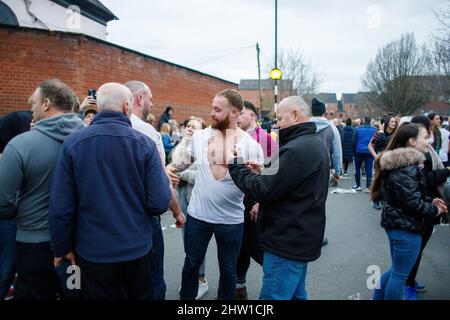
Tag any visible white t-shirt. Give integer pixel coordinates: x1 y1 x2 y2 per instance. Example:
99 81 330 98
187 127 264 224
439 128 450 162
130 113 166 164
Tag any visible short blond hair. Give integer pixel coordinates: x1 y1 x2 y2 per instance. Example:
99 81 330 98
160 122 171 134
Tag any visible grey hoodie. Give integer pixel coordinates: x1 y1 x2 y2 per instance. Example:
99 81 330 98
0 113 85 243
310 117 343 174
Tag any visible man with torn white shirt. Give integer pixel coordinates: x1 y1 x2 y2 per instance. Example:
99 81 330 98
167 89 264 300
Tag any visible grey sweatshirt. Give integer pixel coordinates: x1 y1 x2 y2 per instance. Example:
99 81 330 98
0 113 85 243
310 117 343 174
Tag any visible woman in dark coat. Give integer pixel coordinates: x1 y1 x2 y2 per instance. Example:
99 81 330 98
371 123 447 300
341 118 354 175
158 106 173 131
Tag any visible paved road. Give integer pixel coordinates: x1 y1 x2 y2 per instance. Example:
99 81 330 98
161 164 450 300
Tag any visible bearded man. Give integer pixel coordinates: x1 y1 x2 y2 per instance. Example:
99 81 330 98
167 89 264 300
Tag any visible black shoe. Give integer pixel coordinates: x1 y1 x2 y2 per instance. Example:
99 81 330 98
234 287 248 300
322 238 328 247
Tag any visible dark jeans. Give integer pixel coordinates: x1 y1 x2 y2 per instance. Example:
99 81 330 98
77 251 153 300
236 212 264 284
180 214 243 300
406 224 434 287
15 241 60 300
149 215 166 300
354 153 374 188
0 219 17 299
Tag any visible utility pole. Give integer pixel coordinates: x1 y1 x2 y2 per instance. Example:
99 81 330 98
256 42 262 121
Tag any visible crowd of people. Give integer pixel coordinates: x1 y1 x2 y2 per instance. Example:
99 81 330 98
0 78 449 301
328 111 450 300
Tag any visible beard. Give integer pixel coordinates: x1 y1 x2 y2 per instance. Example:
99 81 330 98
142 106 150 122
211 115 231 131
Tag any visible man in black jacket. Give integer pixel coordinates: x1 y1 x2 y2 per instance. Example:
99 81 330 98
228 96 330 300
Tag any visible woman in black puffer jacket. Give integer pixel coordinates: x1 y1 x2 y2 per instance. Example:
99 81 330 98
371 123 447 300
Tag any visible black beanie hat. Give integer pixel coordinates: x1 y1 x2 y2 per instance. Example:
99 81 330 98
311 98 326 116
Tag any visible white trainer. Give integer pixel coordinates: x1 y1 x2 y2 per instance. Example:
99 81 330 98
196 278 209 300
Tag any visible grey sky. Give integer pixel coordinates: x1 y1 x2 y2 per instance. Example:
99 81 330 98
102 0 446 97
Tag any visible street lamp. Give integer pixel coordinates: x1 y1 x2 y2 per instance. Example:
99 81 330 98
270 67 282 81
270 67 282 112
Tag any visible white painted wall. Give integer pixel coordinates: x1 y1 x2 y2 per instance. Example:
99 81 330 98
2 0 107 40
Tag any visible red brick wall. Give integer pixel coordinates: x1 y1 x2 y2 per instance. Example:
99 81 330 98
0 25 238 125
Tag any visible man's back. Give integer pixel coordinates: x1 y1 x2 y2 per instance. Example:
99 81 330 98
354 124 377 154
131 113 165 163
49 111 171 263
0 114 84 243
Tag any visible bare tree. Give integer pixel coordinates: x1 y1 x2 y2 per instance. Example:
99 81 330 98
265 49 323 98
361 33 430 115
427 2 450 102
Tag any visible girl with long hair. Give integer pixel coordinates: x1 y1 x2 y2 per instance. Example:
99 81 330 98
371 123 447 300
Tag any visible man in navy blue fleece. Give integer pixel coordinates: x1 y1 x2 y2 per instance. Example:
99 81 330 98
49 83 171 300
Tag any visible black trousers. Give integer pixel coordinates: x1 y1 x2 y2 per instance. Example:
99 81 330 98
77 251 153 300
406 224 434 287
343 159 350 173
15 241 60 300
236 212 264 284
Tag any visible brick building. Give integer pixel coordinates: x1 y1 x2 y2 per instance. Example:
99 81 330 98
239 79 294 115
0 24 237 123
341 93 365 120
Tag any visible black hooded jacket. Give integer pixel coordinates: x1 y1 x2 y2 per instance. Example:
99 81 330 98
379 147 439 234
228 122 329 262
0 110 32 153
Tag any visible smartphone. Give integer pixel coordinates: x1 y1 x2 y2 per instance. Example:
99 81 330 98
88 89 97 99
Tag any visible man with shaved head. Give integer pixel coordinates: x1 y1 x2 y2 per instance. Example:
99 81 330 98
49 82 172 299
124 80 185 300
228 96 330 300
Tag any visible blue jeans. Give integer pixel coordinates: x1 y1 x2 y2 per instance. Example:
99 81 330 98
149 216 166 300
0 219 17 299
354 153 374 188
259 251 308 300
178 187 206 276
180 214 243 300
373 229 422 300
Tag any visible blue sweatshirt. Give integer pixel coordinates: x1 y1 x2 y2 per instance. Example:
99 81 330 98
49 111 171 263
0 113 85 243
353 124 377 154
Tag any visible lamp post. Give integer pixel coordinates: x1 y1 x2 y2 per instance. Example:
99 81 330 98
271 0 281 112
